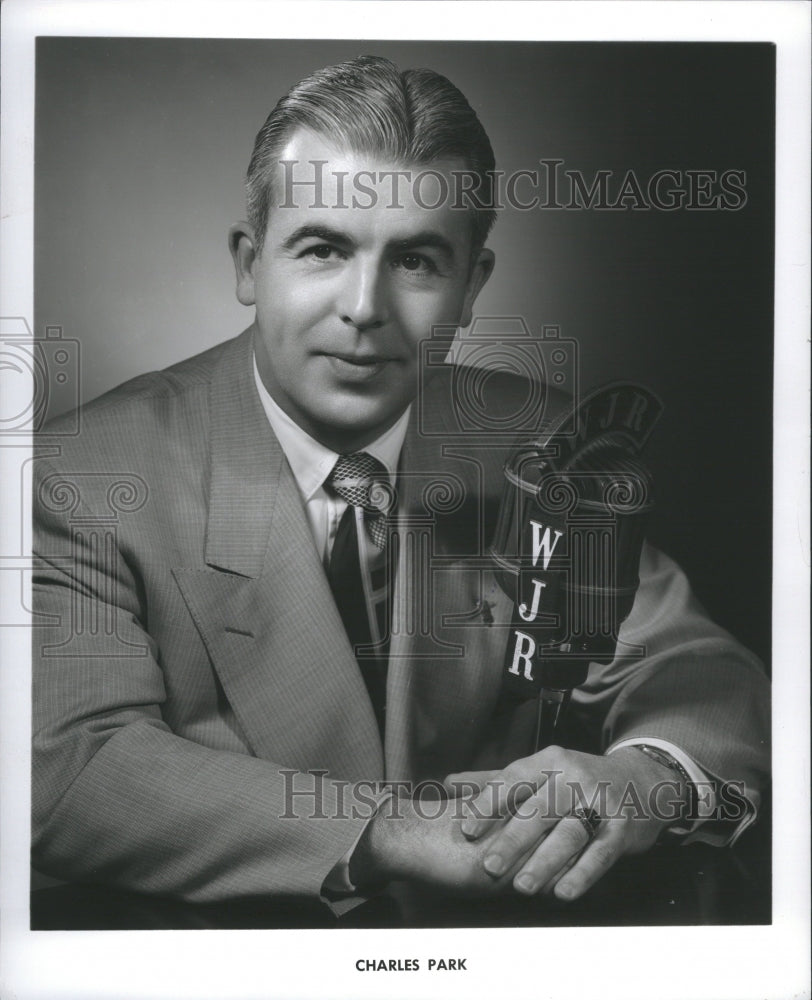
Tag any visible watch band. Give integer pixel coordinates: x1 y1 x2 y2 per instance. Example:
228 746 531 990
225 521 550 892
632 743 697 827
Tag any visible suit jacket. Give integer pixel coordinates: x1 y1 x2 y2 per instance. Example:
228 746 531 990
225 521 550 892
31 328 770 903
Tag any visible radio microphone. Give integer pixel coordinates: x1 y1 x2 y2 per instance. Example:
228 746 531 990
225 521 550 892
488 383 662 752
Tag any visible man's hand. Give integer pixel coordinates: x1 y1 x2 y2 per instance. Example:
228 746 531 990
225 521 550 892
442 745 691 901
349 792 535 895
349 746 689 900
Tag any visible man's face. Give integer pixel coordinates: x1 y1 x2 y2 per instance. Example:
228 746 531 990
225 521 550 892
230 129 493 452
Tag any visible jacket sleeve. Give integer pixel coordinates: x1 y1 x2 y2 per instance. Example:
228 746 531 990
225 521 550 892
572 541 770 830
31 460 371 905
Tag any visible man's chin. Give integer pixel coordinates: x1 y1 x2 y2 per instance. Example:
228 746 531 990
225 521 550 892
308 400 409 452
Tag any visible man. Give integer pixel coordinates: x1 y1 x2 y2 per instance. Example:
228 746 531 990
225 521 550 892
32 56 769 910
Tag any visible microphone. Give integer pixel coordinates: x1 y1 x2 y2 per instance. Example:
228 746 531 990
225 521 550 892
488 383 662 752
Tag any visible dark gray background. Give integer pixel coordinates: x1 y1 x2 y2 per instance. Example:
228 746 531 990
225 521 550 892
35 39 774 663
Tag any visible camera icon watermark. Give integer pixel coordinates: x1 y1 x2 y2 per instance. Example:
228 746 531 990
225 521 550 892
418 317 580 439
0 317 81 435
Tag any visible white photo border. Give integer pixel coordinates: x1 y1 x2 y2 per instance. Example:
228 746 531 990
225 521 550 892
1 3 809 1000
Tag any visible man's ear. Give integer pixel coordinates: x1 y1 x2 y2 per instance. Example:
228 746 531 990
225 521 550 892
459 248 495 328
228 222 259 306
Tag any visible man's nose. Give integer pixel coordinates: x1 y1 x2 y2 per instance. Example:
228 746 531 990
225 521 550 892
336 259 389 332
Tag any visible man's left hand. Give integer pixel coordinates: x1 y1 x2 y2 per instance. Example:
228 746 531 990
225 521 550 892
444 745 690 901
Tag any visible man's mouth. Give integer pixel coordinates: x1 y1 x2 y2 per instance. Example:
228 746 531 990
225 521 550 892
321 352 393 381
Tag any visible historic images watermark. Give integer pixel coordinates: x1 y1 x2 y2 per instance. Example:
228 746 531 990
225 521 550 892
1 317 84 628
2 317 150 647
279 769 754 823
0 317 81 435
277 159 748 212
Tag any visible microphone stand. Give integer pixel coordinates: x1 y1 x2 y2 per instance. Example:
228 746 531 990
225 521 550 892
534 687 572 753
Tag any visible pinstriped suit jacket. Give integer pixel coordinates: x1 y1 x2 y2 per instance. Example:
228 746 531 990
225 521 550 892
31 328 770 903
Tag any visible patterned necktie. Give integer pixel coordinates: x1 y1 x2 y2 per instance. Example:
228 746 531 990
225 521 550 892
327 452 392 548
325 452 394 735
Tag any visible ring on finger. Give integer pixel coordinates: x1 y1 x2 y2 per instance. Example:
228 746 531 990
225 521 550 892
572 806 601 842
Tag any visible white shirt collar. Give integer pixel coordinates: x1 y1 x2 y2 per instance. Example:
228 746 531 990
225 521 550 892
252 354 410 502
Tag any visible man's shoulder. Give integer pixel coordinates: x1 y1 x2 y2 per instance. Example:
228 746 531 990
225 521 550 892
35 331 253 481
41 330 250 440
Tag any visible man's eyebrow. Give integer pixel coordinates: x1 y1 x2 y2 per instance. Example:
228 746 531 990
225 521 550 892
280 225 355 251
279 225 457 262
389 232 456 261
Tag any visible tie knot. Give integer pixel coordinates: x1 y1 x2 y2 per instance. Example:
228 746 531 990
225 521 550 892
328 453 393 549
328 452 391 514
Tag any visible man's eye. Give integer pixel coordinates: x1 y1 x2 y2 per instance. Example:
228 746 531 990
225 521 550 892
300 244 345 262
307 244 335 260
395 254 435 274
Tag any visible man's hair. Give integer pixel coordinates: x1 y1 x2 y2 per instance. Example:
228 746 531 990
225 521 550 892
246 55 496 255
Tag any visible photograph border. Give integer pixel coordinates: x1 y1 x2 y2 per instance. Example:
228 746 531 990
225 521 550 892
1 4 809 1000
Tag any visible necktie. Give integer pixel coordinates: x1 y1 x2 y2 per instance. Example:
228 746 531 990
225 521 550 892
327 452 392 549
326 452 393 735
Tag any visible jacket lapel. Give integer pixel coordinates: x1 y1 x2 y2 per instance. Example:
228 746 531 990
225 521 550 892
173 330 383 781
384 381 514 782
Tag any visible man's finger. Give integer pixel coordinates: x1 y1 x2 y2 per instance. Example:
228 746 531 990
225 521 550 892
442 770 499 797
551 835 622 901
459 764 552 840
539 856 577 897
472 788 562 876
509 813 594 893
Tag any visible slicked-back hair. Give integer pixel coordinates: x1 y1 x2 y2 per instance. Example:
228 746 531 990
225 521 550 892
246 55 497 255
